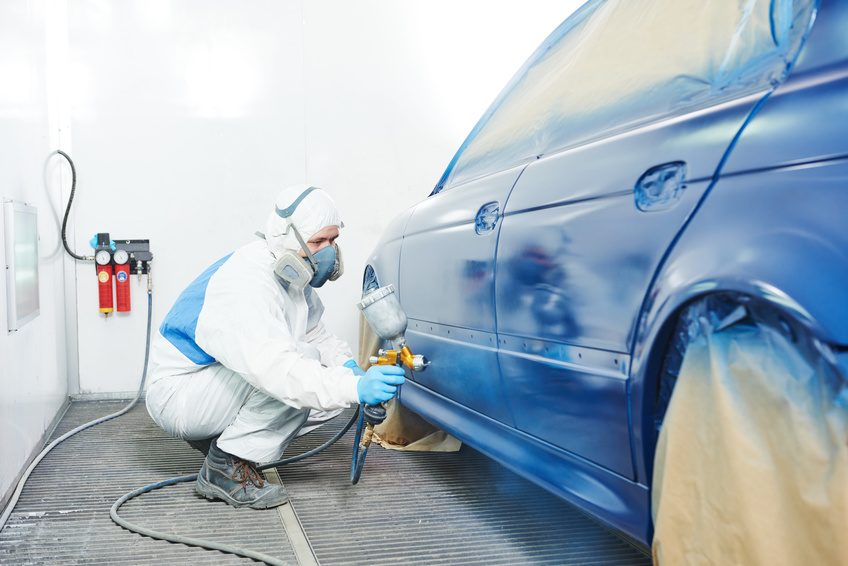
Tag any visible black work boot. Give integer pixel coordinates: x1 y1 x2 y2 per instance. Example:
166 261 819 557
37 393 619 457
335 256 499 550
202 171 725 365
186 437 214 456
195 441 288 509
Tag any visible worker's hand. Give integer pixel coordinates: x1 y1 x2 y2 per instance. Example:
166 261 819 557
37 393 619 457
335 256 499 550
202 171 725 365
357 365 405 405
343 359 366 377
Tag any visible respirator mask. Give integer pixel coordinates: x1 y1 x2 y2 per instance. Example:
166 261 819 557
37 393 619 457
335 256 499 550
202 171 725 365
272 187 344 288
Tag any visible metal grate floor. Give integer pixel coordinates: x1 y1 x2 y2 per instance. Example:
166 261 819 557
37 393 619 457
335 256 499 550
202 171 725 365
0 400 651 565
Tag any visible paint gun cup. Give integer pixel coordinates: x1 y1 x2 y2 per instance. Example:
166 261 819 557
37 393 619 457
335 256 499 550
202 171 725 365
358 284 408 345
357 284 429 372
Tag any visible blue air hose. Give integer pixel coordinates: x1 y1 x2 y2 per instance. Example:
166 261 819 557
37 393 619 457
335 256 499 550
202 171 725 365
0 287 153 531
350 407 370 484
109 405 361 565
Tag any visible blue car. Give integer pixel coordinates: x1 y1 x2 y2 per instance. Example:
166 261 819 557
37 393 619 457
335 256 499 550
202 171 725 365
363 0 848 547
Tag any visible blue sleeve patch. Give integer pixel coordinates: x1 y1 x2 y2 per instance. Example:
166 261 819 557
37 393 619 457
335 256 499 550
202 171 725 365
159 253 233 365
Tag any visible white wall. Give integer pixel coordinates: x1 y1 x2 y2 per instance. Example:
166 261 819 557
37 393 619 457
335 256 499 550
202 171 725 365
67 0 581 394
67 0 308 395
0 0 72 506
1 0 580 505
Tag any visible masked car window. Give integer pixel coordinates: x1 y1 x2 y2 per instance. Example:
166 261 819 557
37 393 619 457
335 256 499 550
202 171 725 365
438 0 816 192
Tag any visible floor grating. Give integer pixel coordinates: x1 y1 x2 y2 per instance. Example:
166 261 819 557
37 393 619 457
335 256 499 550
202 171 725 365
0 400 652 565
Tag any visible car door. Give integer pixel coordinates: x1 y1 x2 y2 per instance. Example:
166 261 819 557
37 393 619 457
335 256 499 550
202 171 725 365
443 0 817 478
495 124 721 478
398 165 523 425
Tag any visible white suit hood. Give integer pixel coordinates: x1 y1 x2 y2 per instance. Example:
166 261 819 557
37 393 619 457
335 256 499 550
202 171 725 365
265 185 342 260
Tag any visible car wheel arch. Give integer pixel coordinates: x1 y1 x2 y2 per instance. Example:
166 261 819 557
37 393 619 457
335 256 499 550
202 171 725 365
631 266 844 485
628 201 848 480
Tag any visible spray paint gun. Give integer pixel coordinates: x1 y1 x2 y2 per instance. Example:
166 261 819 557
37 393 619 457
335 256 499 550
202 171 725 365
356 284 430 438
351 284 429 483
359 284 430 372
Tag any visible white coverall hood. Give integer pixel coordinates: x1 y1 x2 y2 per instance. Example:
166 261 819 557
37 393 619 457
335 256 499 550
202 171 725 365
265 185 343 261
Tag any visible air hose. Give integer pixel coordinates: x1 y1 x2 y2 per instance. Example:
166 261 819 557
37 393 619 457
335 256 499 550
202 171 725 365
0 286 153 531
0 151 149 531
110 405 361 566
350 402 387 485
52 149 92 261
110 401 375 563
350 408 370 484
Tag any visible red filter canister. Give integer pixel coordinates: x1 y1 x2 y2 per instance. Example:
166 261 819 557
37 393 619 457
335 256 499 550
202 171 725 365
115 263 131 312
97 264 114 314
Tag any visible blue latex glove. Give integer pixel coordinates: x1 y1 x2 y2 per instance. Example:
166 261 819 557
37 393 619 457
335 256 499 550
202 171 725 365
356 365 405 405
343 359 366 377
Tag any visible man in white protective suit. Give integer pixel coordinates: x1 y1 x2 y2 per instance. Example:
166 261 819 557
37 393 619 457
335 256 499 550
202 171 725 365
145 185 405 509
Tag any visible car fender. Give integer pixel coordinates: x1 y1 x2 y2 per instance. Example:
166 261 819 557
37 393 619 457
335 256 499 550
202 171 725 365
629 162 848 484
363 204 417 293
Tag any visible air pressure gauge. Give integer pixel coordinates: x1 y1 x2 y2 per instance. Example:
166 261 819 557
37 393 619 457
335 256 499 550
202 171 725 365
95 249 112 265
113 249 129 264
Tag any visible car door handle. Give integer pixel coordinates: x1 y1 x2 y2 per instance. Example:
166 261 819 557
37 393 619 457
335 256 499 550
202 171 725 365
475 201 500 234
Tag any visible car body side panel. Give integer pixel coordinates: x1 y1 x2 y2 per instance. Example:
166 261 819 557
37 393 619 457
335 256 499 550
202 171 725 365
365 205 417 293
498 92 766 352
497 342 633 475
493 88 766 476
404 325 510 424
398 166 524 423
399 379 652 546
630 159 848 485
721 33 848 175
400 165 524 330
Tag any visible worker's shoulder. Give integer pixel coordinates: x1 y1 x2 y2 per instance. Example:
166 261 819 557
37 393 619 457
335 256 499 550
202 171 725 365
208 241 276 285
222 240 275 269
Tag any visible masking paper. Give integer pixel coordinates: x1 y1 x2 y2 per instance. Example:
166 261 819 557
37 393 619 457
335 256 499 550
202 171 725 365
653 319 848 565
